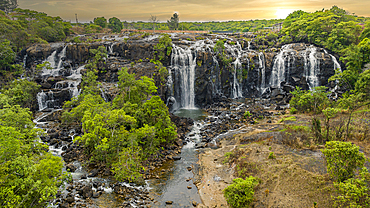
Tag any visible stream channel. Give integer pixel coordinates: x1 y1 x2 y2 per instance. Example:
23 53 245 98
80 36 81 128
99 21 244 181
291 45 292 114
34 108 207 207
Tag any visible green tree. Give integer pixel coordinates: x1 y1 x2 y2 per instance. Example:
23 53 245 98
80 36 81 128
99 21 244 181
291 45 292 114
94 17 107 28
223 177 259 208
154 34 172 61
322 141 366 182
0 105 67 208
0 39 15 70
108 17 122 33
167 12 179 30
2 79 40 109
289 86 330 114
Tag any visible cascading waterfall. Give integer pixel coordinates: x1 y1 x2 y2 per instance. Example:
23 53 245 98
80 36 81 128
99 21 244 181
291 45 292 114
232 58 243 98
37 90 55 111
42 45 68 77
258 52 266 93
269 45 291 87
302 46 321 90
37 65 84 111
171 45 196 109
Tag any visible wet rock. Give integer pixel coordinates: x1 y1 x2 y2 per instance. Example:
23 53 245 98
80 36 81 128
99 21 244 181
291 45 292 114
66 163 77 172
81 185 93 199
65 196 75 204
173 156 181 160
92 192 100 198
187 186 192 189
88 169 99 177
166 201 173 205
80 174 87 179
59 203 69 208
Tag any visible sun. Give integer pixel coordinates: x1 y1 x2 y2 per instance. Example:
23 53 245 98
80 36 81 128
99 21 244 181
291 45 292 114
275 9 294 19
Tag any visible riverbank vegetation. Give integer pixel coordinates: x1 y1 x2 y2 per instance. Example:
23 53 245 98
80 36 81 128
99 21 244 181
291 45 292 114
62 46 177 183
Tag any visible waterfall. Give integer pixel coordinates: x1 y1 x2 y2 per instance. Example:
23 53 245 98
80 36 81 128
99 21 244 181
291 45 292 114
42 45 68 77
57 45 67 69
270 45 292 87
171 45 196 109
37 90 55 111
302 46 321 90
232 58 243 98
23 54 27 68
258 52 266 93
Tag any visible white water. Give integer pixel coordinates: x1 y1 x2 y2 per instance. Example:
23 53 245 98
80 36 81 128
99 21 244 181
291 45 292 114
171 45 197 109
42 45 68 77
258 52 267 93
269 44 294 87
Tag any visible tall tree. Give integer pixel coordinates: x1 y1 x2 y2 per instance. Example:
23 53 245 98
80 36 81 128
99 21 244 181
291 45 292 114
93 17 107 28
108 17 122 33
167 12 179 30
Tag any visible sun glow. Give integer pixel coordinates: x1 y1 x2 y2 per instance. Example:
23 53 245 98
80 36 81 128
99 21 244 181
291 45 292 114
275 9 294 19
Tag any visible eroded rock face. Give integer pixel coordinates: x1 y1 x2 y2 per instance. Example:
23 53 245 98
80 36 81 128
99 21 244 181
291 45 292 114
22 35 341 112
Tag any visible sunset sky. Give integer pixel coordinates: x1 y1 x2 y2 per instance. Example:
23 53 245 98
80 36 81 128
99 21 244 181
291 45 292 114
18 0 370 23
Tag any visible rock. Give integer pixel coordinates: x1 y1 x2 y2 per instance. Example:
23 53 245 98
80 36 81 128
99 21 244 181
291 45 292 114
187 186 192 189
80 174 87 179
66 163 77 172
187 166 192 171
59 203 69 208
166 201 173 205
192 201 197 207
81 185 93 199
92 192 100 198
65 196 74 204
173 156 181 160
88 169 99 177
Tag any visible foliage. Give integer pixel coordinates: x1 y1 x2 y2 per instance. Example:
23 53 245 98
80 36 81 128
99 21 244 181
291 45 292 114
322 141 366 182
1 79 40 109
268 152 276 159
289 86 330 114
244 111 251 118
94 17 107 28
355 68 370 99
0 0 17 13
0 105 67 208
167 12 179 30
108 17 123 33
154 34 172 61
0 39 15 69
112 146 145 183
223 177 259 208
333 167 370 208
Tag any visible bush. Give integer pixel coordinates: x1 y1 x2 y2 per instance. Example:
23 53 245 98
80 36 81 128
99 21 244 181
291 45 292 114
244 111 251 118
289 86 330 114
322 141 366 182
223 177 259 208
333 167 370 207
268 152 276 159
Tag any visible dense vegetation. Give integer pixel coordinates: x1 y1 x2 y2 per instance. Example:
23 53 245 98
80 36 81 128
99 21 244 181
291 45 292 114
0 79 68 207
62 46 176 183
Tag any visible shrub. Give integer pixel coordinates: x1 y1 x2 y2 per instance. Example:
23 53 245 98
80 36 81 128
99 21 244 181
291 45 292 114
290 86 330 114
268 152 276 159
244 111 251 118
223 177 259 208
333 167 370 207
322 141 366 182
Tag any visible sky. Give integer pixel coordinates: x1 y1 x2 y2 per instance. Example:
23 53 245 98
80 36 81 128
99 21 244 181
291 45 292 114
18 0 370 23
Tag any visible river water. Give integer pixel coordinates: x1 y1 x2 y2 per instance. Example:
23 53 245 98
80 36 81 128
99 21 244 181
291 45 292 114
34 108 207 207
